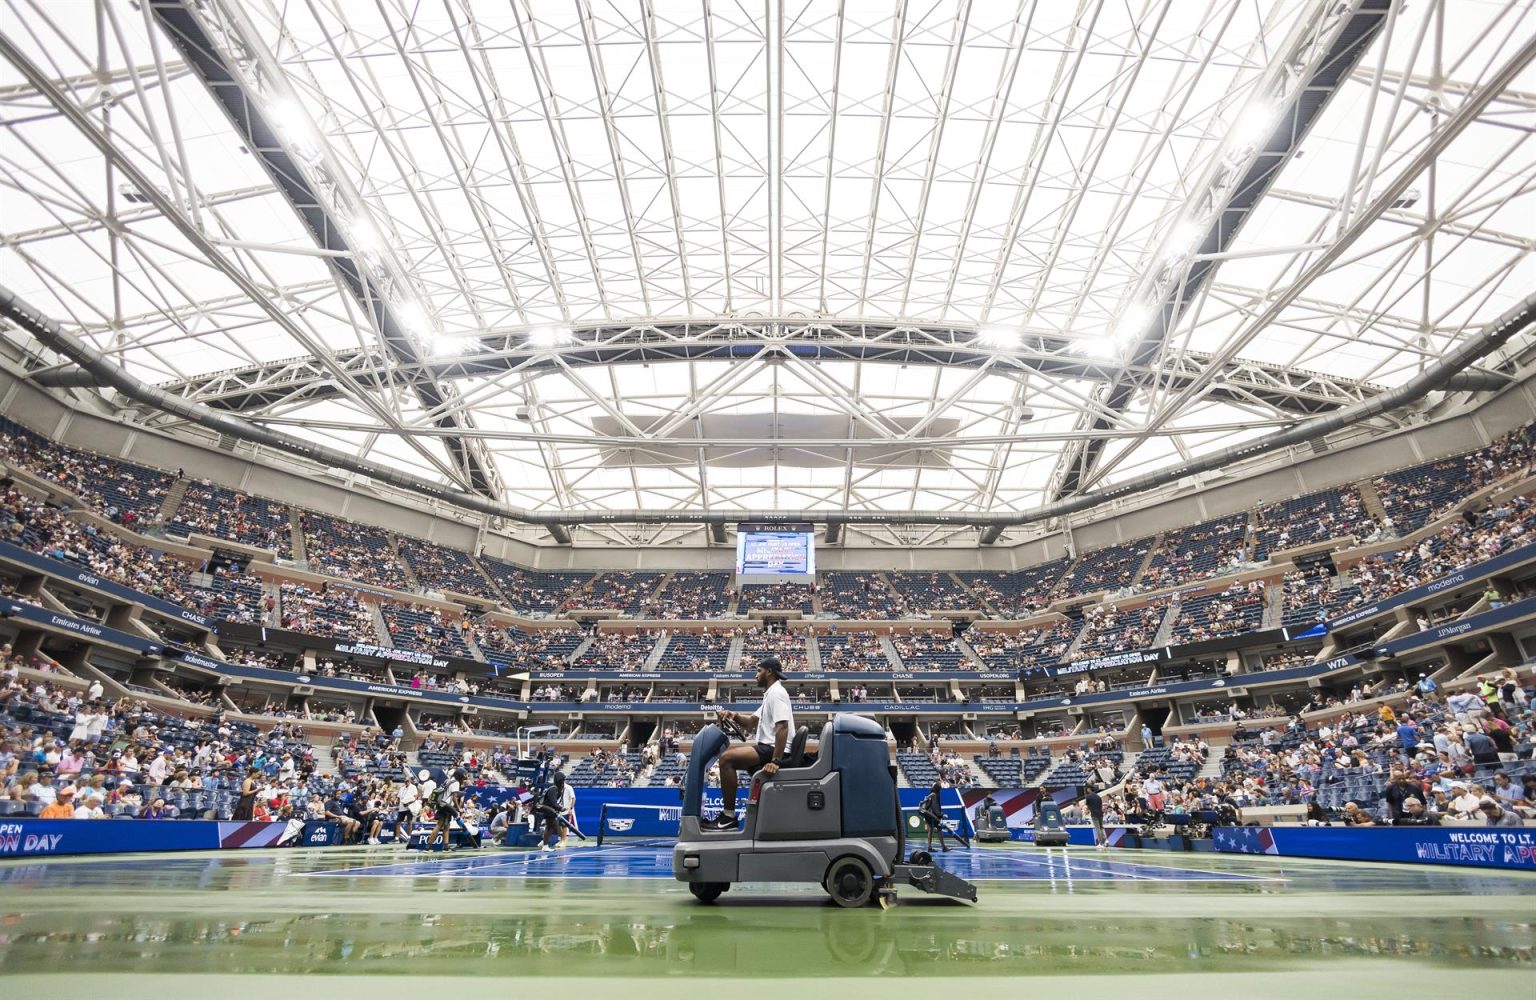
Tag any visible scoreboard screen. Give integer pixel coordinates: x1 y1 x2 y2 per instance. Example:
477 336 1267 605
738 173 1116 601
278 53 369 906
734 522 816 583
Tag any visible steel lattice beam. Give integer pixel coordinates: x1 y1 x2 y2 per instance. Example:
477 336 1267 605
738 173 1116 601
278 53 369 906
1048 0 1394 502
147 0 503 498
140 319 1394 420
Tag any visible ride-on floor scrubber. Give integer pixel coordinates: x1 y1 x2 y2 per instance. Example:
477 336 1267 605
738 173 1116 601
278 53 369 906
672 713 978 907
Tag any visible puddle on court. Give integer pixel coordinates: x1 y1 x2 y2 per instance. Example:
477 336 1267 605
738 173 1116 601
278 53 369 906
0 905 1532 977
1 849 1533 979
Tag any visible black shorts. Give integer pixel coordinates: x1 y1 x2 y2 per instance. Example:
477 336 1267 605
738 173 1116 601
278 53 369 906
752 743 775 768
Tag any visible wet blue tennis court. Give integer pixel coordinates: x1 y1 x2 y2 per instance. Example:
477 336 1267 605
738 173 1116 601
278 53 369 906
296 842 1279 882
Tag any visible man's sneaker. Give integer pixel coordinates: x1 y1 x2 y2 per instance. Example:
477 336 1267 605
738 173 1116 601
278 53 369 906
703 813 738 831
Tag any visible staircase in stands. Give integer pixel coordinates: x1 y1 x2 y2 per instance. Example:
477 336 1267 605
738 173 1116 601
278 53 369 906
156 477 189 523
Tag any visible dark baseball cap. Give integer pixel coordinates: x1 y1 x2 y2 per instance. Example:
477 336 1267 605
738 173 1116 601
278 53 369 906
757 656 784 677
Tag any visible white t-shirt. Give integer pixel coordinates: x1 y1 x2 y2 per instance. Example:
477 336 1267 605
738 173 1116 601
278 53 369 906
754 680 794 749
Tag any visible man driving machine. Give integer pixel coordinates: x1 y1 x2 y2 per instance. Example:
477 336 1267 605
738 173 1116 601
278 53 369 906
704 656 794 831
537 770 578 851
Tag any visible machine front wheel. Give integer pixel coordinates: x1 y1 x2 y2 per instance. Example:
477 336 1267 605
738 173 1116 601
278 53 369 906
689 881 728 903
824 856 875 908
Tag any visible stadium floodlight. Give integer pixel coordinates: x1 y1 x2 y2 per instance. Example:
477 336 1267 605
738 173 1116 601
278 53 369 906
527 325 574 348
975 325 1023 349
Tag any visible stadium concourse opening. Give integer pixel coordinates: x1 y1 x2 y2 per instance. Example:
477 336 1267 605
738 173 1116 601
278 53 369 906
3 0 1536 994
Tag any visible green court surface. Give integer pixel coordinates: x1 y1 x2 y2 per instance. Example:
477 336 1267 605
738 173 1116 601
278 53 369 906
0 843 1532 998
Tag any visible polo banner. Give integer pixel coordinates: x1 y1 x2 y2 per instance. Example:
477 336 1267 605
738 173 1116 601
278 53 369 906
1212 825 1536 871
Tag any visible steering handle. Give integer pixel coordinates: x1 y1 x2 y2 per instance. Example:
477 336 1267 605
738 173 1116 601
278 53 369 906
715 713 750 743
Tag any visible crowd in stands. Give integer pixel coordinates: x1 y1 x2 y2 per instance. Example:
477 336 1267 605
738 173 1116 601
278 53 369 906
478 561 588 614
1059 539 1153 596
818 632 891 671
1139 514 1249 589
659 631 732 670
1252 485 1370 559
1 483 236 620
1094 668 1533 827
577 632 658 671
957 561 1069 617
1281 559 1360 627
1074 603 1165 658
1374 423 1535 531
395 536 500 601
301 513 409 590
0 420 170 527
1 673 333 822
169 481 291 556
280 582 374 637
576 572 664 613
1344 494 1536 609
739 627 808 671
890 632 967 670
1166 580 1266 644
381 603 470 657
735 582 815 614
970 621 1077 676
819 572 902 618
651 573 732 618
889 572 973 610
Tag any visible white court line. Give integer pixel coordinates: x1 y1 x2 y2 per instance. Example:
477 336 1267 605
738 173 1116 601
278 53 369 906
1026 848 1286 882
289 842 663 877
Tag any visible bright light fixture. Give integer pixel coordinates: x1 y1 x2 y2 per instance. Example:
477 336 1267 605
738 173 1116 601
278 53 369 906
1114 304 1154 341
426 333 472 358
349 216 385 253
1166 220 1207 259
527 325 574 348
976 325 1023 349
264 97 320 148
393 300 431 334
1228 100 1280 153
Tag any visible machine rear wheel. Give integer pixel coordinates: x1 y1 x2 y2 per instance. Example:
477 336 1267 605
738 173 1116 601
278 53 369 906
824 856 875 908
689 881 728 903
908 850 933 867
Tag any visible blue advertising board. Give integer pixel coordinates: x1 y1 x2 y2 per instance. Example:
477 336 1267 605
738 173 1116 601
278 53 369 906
1213 824 1536 872
1376 593 1536 657
0 818 290 858
0 539 212 629
1326 540 1536 631
4 599 161 655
